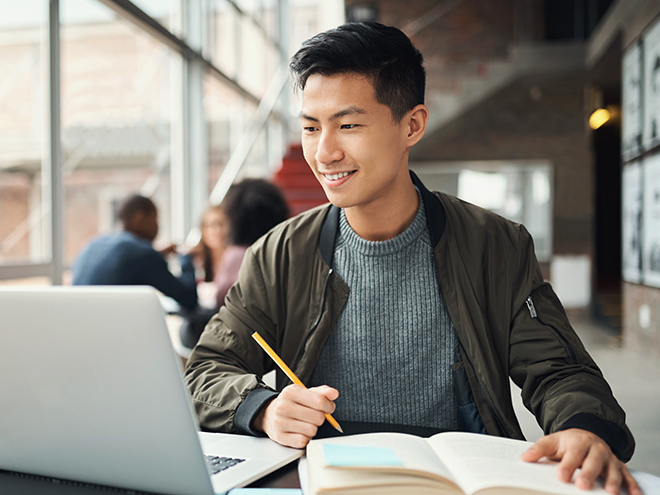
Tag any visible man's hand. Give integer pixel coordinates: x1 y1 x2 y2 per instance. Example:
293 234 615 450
521 429 641 495
252 384 338 449
157 243 178 256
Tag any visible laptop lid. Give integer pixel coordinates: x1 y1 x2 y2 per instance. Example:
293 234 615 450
0 286 214 495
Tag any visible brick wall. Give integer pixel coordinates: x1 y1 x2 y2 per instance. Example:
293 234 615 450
0 174 30 261
411 71 593 255
347 0 592 257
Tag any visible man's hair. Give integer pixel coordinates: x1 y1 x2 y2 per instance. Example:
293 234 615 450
118 195 156 225
289 22 425 122
222 179 290 246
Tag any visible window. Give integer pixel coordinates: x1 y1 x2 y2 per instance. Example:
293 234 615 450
60 0 178 264
413 161 554 261
0 0 48 266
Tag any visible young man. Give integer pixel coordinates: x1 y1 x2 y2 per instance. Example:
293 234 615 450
72 194 198 310
185 23 639 494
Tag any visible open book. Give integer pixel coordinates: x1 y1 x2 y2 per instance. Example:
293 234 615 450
306 431 609 495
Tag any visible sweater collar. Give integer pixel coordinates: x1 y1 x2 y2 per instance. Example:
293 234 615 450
318 170 446 267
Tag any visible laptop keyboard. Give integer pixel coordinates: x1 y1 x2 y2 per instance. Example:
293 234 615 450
205 455 246 475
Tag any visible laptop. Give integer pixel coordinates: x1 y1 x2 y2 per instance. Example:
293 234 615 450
0 286 302 494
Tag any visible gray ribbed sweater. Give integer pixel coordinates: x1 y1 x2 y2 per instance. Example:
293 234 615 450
309 193 460 430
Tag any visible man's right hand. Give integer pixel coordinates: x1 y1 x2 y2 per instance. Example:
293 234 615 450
252 384 338 448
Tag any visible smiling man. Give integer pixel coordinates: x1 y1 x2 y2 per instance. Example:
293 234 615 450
185 22 639 495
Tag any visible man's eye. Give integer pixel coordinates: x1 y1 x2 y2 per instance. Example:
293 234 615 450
341 124 358 129
303 127 317 132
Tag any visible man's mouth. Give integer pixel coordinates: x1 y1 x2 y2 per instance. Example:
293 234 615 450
323 171 355 181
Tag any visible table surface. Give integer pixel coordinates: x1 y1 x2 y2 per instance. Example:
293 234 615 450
4 422 660 494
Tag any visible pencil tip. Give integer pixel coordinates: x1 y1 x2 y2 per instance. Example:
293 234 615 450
335 425 344 434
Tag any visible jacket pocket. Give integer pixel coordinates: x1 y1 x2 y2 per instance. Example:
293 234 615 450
451 361 487 434
524 290 578 365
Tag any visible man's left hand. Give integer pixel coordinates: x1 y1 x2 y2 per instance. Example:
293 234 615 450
157 243 178 256
521 428 641 495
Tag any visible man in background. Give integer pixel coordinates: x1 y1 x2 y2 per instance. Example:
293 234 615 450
72 194 197 310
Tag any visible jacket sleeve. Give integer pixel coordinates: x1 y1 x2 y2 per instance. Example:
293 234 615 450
508 226 635 462
184 247 278 433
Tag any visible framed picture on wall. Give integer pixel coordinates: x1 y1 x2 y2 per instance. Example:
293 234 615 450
623 43 643 160
622 161 643 283
643 19 660 151
643 153 660 287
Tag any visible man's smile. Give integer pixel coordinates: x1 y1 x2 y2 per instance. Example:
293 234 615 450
323 170 356 181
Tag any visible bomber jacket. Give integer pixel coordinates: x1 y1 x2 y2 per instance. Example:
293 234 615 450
185 172 635 462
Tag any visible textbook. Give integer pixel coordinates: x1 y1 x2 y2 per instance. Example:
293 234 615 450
305 431 609 495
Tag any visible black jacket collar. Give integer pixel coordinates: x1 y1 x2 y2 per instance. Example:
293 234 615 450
318 170 446 267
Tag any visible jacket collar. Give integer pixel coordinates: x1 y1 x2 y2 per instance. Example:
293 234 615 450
318 170 446 267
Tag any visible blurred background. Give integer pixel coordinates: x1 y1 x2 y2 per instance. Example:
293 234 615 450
0 0 659 473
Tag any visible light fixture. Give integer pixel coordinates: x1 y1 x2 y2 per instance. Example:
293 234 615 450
589 108 611 130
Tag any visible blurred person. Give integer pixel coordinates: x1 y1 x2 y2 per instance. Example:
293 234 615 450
179 179 290 349
213 178 291 307
191 205 228 284
72 194 197 310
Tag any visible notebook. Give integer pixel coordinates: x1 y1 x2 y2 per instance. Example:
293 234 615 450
0 286 302 494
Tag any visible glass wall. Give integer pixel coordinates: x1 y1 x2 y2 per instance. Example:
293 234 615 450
0 1 48 266
61 0 176 264
0 0 343 284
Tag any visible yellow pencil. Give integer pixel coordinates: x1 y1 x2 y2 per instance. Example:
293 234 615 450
251 332 343 433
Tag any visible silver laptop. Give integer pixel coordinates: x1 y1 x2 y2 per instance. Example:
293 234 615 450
0 286 302 495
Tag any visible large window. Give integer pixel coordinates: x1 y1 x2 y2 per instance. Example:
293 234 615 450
0 1 48 267
61 0 176 265
0 0 343 284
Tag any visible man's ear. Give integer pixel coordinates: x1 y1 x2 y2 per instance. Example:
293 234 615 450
405 104 429 146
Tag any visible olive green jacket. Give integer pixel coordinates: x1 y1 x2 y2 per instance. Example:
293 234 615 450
185 173 634 461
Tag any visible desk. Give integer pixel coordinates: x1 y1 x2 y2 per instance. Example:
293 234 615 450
4 422 660 495
0 423 440 494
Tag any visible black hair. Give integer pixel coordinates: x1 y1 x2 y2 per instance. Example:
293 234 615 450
222 179 290 246
118 194 156 225
289 22 426 122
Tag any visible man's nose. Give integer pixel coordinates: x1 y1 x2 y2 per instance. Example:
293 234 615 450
315 130 343 165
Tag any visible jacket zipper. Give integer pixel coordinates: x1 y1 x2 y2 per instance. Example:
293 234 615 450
525 296 537 318
459 343 510 436
525 295 578 364
297 268 333 361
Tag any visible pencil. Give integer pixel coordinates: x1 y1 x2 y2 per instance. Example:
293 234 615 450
251 332 343 433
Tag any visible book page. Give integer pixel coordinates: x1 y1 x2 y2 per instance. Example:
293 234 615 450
427 432 607 495
307 432 460 493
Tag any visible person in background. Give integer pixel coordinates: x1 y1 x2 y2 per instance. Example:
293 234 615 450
72 194 198 310
179 179 290 349
192 205 228 284
213 178 291 307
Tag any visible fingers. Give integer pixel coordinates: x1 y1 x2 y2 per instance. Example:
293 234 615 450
620 464 643 495
285 384 337 414
261 384 338 449
522 429 641 495
572 442 611 489
556 439 591 484
309 384 340 402
521 435 558 463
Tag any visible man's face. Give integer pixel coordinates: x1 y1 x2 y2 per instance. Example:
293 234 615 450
300 73 412 212
133 209 159 242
